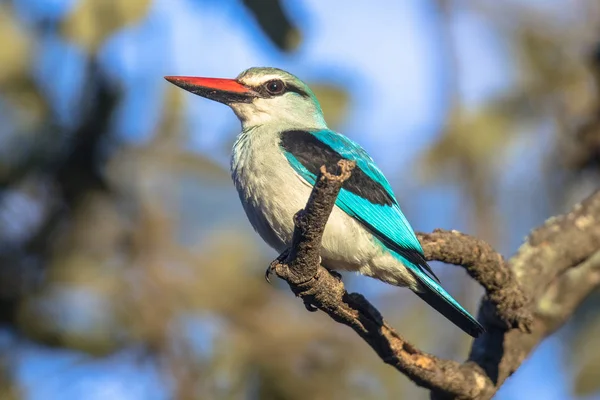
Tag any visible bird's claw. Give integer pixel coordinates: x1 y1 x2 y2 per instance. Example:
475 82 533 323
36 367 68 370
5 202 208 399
265 263 276 284
265 249 291 284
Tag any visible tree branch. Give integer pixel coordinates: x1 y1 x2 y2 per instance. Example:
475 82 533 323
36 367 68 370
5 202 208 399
467 191 600 396
416 229 532 332
269 160 600 400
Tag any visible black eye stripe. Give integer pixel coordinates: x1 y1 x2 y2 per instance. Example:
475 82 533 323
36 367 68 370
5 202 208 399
254 80 310 98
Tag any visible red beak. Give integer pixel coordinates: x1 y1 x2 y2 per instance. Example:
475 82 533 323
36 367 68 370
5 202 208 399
164 76 257 104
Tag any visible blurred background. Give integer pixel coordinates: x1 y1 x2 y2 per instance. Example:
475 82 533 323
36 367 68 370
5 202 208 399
0 0 600 399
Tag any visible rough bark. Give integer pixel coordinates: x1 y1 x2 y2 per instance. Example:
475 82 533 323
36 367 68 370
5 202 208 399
268 160 600 400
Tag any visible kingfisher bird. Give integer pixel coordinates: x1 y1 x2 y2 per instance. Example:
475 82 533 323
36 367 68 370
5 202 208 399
165 67 484 337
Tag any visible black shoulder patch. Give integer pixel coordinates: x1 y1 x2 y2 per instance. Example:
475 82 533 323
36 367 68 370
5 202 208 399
280 130 395 206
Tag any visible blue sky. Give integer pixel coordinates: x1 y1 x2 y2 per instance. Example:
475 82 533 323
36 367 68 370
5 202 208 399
8 0 592 398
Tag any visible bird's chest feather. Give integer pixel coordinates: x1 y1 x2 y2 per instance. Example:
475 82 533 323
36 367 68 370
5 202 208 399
230 132 311 252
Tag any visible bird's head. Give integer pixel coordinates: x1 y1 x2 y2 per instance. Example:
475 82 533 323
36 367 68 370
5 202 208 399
165 67 327 131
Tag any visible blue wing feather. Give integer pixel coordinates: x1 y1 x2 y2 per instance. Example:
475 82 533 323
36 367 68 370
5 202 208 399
283 129 433 277
310 131 429 255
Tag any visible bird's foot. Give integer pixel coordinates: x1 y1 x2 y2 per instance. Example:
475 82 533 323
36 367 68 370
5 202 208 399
265 249 290 284
264 264 275 284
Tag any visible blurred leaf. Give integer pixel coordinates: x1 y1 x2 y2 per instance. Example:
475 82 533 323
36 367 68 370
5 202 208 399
0 5 31 86
311 83 350 129
154 86 186 145
2 79 49 129
242 0 301 51
0 361 20 400
421 106 513 181
0 5 47 128
60 0 151 53
571 317 600 396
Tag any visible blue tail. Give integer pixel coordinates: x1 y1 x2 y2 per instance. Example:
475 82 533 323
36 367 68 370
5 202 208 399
394 253 485 338
412 270 484 337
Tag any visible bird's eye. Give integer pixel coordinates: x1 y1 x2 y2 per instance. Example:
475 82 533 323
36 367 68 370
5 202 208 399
264 79 285 95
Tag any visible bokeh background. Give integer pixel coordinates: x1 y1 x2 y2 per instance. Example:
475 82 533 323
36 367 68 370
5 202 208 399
1 0 600 399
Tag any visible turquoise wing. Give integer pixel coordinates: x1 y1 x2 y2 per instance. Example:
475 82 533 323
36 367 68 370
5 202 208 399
280 128 436 280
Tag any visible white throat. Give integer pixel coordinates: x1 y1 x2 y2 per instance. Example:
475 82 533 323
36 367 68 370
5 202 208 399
230 96 328 132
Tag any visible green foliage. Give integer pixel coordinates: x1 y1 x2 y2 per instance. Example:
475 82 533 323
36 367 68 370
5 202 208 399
60 0 151 53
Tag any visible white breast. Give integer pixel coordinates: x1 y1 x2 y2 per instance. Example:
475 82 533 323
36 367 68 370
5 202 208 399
231 129 306 252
